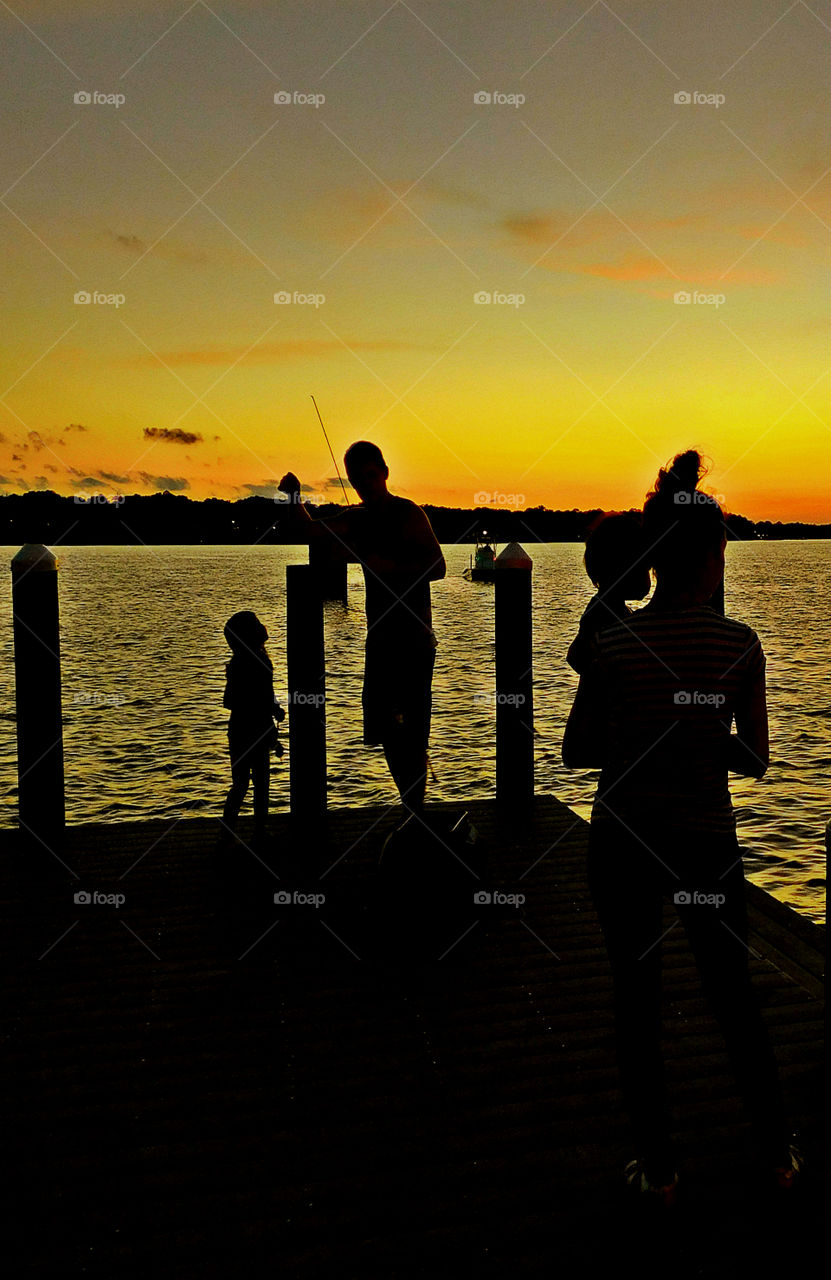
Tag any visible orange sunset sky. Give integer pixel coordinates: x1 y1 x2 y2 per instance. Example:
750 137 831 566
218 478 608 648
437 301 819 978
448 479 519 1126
2 0 831 522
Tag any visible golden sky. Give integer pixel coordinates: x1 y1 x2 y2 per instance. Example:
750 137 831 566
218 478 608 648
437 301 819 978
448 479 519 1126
2 0 830 521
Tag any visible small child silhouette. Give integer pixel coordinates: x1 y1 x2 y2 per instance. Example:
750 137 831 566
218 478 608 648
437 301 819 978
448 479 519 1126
567 512 651 674
220 610 284 846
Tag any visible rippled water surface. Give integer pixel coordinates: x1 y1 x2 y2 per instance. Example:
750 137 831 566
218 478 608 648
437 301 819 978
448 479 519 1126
1 542 826 922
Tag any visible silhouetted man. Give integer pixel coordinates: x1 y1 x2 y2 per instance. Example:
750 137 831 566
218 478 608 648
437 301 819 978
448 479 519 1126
279 442 446 813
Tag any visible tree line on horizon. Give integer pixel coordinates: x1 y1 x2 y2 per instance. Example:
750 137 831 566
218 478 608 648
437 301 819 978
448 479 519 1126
0 489 828 546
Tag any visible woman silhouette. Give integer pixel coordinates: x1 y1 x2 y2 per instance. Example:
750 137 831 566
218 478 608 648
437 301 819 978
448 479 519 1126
563 449 799 1201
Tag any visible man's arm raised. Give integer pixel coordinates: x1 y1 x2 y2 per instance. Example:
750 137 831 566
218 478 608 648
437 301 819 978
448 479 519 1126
278 472 357 552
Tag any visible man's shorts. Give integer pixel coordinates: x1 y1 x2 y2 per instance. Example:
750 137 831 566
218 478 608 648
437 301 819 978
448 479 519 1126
362 631 437 749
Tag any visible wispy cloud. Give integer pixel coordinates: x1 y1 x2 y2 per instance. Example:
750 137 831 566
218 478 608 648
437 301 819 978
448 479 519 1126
501 191 825 267
137 472 190 491
502 208 697 250
113 233 145 253
241 481 283 498
104 229 210 265
734 222 814 247
575 253 780 285
143 427 203 444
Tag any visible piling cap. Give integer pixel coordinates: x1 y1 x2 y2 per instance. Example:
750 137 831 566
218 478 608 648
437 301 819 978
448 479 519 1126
495 541 532 569
11 543 58 573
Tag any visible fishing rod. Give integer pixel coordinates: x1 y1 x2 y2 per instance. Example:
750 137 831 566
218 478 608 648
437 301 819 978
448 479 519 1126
311 394 350 506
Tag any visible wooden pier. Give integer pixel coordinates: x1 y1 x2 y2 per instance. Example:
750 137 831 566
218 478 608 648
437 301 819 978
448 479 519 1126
1 795 825 1278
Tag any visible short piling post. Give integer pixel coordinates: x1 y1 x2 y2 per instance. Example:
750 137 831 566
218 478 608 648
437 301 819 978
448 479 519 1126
494 543 534 808
286 563 327 818
11 544 66 843
308 539 348 602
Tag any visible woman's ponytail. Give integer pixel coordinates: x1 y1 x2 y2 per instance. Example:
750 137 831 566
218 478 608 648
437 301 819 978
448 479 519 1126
643 448 725 575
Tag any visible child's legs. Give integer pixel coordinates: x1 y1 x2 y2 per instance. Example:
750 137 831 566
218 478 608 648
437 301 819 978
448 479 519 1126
674 842 789 1164
223 735 252 826
588 822 671 1176
250 747 271 827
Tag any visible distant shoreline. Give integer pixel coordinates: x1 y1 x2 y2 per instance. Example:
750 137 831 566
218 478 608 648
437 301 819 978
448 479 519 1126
1 490 829 544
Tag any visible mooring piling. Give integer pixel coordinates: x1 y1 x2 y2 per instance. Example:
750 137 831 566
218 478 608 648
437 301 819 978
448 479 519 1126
494 543 534 808
286 563 327 819
10 543 66 844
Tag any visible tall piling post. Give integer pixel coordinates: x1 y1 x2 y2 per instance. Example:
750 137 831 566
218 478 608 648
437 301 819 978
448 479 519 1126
819 819 824 1070
286 563 327 819
494 543 534 808
11 544 66 845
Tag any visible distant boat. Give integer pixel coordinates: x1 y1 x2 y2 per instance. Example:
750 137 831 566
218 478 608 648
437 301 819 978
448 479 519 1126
463 535 497 582
464 538 532 582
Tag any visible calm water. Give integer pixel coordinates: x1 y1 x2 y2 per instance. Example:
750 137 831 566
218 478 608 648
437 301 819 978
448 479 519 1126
1 542 827 923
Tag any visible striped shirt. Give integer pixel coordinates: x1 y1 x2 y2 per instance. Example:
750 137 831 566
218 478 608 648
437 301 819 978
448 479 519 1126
590 605 765 834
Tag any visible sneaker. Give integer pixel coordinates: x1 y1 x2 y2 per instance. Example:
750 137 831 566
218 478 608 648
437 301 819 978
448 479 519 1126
624 1158 680 1207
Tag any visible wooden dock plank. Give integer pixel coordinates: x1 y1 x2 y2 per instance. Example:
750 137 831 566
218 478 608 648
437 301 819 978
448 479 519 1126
0 795 824 1279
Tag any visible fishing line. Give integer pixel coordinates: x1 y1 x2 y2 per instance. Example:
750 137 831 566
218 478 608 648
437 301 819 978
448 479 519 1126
311 394 350 506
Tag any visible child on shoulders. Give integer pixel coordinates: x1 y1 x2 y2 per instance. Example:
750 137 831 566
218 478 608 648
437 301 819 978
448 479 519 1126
567 512 651 674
